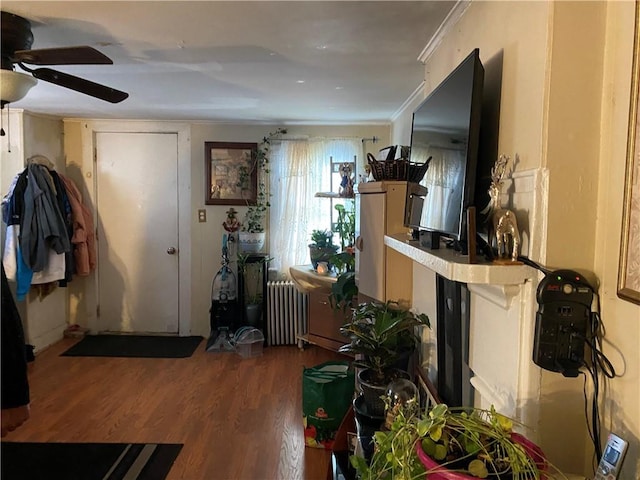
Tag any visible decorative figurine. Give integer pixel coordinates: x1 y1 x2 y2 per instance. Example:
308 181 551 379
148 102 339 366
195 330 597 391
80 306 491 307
222 207 241 233
339 162 355 197
359 164 372 184
482 154 521 263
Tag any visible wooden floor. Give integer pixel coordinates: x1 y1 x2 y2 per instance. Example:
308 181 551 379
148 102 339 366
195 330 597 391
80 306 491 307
3 337 351 480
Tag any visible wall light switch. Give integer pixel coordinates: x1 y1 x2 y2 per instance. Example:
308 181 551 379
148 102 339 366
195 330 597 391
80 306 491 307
198 209 206 222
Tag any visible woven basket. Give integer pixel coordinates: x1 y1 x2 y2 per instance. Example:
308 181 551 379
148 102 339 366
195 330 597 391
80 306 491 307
407 156 432 183
367 153 408 181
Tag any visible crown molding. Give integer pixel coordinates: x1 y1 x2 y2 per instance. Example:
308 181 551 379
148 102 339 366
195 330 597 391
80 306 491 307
417 0 472 64
390 81 425 123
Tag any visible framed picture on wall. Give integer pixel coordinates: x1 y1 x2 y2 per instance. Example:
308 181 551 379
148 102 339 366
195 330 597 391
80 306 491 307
618 2 640 305
205 142 258 205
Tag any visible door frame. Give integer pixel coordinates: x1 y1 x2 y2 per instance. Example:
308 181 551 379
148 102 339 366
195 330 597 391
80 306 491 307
75 120 192 336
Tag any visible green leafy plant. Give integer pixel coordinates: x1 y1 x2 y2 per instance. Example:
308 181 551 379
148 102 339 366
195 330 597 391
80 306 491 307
309 229 336 249
237 253 272 304
308 228 339 270
329 202 357 310
329 270 357 313
339 301 430 384
352 402 548 480
330 251 355 274
351 395 424 480
334 202 355 252
238 127 287 233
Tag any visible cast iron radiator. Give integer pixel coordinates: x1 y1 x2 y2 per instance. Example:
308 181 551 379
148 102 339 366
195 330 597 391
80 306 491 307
266 281 308 345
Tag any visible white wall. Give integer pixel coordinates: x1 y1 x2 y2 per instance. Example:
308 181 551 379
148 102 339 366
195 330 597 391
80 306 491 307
390 86 425 146
0 111 67 352
396 1 639 477
22 114 67 350
190 123 390 336
0 110 28 341
62 121 389 338
594 1 640 476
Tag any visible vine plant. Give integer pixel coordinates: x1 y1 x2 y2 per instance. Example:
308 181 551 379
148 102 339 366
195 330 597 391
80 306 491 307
237 127 287 233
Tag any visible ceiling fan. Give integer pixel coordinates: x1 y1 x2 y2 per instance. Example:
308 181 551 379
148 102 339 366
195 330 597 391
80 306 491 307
1 11 129 107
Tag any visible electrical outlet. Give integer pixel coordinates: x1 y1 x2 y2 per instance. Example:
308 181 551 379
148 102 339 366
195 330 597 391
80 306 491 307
198 209 206 222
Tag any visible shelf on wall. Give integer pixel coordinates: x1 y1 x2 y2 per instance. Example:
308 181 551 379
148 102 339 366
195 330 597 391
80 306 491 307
384 233 534 286
314 192 354 199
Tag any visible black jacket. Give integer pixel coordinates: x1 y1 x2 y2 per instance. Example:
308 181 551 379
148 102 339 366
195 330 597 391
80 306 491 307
1 263 30 408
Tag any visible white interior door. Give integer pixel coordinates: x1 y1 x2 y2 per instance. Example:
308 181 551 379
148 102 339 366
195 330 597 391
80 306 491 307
95 132 179 333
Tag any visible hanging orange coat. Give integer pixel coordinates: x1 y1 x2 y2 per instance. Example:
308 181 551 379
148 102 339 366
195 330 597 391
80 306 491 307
59 174 96 276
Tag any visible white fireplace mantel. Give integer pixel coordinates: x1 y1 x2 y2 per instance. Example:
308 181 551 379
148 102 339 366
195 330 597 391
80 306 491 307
392 167 546 428
385 233 536 308
384 233 534 285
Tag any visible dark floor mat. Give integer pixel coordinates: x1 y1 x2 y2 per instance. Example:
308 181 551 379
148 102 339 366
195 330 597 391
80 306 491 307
60 334 202 358
1 442 183 480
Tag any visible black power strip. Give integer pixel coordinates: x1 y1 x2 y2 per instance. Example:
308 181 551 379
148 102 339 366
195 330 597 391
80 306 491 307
532 269 594 377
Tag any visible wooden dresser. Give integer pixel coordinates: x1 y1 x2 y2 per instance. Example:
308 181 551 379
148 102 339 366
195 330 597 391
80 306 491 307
290 264 351 353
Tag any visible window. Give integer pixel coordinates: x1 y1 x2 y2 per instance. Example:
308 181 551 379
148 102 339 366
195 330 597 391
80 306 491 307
269 138 363 277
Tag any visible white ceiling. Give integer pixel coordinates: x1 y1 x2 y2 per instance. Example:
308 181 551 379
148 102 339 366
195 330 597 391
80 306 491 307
2 1 457 125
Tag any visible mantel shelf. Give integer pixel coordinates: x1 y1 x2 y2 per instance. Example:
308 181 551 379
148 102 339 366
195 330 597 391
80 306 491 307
384 233 534 286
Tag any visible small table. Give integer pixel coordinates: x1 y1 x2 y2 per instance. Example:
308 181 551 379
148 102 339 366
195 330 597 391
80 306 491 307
289 265 350 352
289 264 337 294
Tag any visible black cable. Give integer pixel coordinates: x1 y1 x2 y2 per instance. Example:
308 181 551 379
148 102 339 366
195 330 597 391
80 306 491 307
590 354 602 462
583 332 616 379
590 308 617 379
516 255 552 275
585 359 603 467
572 331 617 468
582 294 617 464
525 260 618 464
579 369 600 470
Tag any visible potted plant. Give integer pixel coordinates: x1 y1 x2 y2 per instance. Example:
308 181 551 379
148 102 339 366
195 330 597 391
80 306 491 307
339 301 430 417
329 270 357 313
351 401 549 480
328 251 357 313
334 202 355 254
308 229 339 270
238 127 286 252
328 200 357 310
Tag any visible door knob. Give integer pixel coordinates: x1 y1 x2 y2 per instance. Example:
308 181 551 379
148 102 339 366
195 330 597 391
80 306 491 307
355 236 364 251
167 247 177 254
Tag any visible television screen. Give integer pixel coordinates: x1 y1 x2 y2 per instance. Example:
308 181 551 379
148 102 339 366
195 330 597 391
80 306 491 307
405 49 484 243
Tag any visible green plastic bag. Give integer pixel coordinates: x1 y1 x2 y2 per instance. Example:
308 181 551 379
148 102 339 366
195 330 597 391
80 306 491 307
302 361 354 450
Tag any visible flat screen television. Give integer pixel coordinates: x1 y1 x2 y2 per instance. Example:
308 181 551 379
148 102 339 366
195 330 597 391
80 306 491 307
405 48 484 246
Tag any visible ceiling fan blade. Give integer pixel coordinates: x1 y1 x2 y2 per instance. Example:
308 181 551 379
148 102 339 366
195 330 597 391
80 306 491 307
14 46 113 65
31 68 128 103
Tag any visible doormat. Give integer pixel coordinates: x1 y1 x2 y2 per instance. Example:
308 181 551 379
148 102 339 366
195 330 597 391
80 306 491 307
1 442 183 480
60 335 203 358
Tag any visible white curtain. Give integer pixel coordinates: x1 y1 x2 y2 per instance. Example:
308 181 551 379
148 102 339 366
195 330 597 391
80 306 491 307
420 147 465 232
269 137 363 278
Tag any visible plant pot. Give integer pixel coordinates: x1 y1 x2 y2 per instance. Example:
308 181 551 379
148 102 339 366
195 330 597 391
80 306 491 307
308 245 338 270
244 303 262 327
390 348 413 372
415 432 548 479
239 232 265 252
357 368 410 417
353 394 385 462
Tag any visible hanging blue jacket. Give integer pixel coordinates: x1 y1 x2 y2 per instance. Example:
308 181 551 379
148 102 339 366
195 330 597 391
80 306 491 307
20 163 70 272
2 171 33 300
